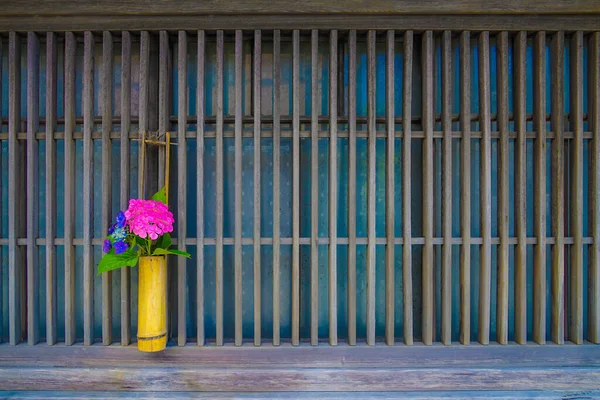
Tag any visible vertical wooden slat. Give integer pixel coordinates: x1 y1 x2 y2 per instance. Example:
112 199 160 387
291 29 300 346
385 30 395 347
101 31 113 346
347 30 357 346
64 32 76 346
215 29 225 346
177 30 187 347
253 29 262 347
497 31 509 345
8 31 22 345
459 30 471 345
366 30 377 346
533 31 547 345
584 32 600 343
440 30 453 346
138 31 150 199
234 29 243 347
551 31 566 345
196 30 206 346
0 37 2 344
403 30 414 346
514 31 527 345
26 32 40 345
569 31 584 345
272 29 281 346
120 30 132 346
478 31 492 345
422 30 434 346
329 29 339 346
590 31 600 345
45 32 58 346
82 31 95 346
310 29 320 347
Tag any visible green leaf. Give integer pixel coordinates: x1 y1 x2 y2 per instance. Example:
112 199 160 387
151 186 167 204
98 248 140 275
154 232 172 250
152 247 191 258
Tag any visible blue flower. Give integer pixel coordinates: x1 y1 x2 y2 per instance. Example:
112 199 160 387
108 223 116 235
112 227 127 241
116 211 127 229
114 240 128 255
103 239 111 253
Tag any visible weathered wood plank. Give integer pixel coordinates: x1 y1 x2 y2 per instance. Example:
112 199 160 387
403 30 414 346
63 32 76 346
8 31 22 346
590 31 600 345
347 30 357 346
234 29 243 347
196 30 206 346
533 31 547 345
366 30 377 346
478 31 492 345
272 29 281 347
101 30 113 346
120 30 132 347
311 29 320 347
26 32 40 346
459 30 471 346
0 366 599 392
215 29 225 346
138 31 150 198
569 31 584 345
385 29 395 347
551 31 565 345
82 31 95 346
422 30 434 346
496 30 509 345
329 29 339 347
291 29 301 346
513 31 527 345
45 32 58 346
253 29 262 347
177 30 188 347
441 30 452 346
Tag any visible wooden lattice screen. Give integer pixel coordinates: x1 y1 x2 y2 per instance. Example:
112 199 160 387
1 28 599 349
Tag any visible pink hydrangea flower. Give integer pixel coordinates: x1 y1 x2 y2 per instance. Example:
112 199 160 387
124 199 174 240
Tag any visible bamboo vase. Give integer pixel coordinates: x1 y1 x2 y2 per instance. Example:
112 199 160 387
137 256 167 352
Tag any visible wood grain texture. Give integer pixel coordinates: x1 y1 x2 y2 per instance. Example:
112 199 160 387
533 31 547 345
291 29 300 346
459 30 471 346
477 31 492 345
496 31 509 345
177 30 188 347
45 32 58 346
569 31 584 345
329 29 339 347
253 30 262 347
3 0 599 16
385 29 395 347
402 31 414 346
311 29 320 347
272 30 281 346
422 30 434 346
234 29 243 347
590 31 600 345
441 30 452 346
101 31 113 346
138 31 150 198
26 32 40 346
82 31 95 346
551 31 565 345
513 31 527 345
215 30 224 346
120 30 132 347
347 30 357 346
196 30 206 346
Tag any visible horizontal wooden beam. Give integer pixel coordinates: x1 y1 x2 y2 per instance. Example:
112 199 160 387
0 14 598 32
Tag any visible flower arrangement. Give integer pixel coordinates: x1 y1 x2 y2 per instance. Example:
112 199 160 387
98 187 190 274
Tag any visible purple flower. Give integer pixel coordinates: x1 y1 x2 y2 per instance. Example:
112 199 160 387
103 239 111 253
113 240 128 255
116 211 127 229
108 223 116 235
